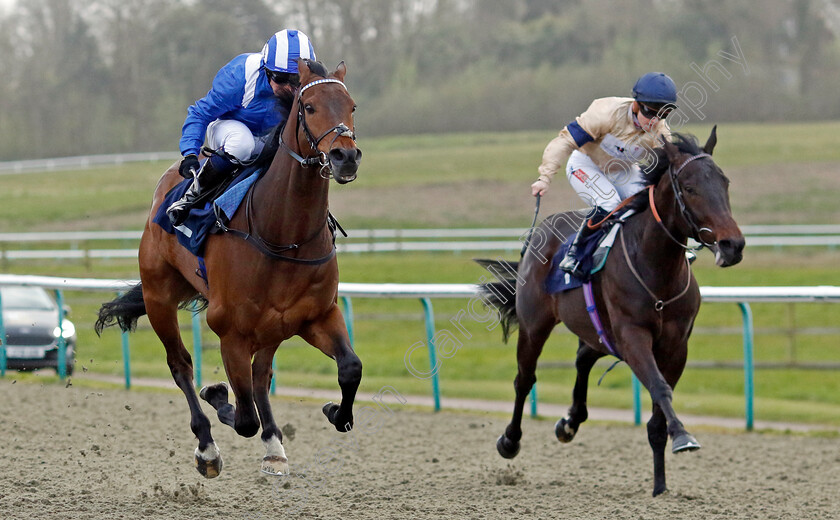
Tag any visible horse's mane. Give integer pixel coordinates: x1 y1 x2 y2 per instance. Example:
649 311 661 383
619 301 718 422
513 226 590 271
302 59 329 78
625 133 704 213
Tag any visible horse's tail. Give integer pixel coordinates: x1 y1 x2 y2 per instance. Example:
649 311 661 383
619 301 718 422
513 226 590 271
474 259 519 343
95 283 147 335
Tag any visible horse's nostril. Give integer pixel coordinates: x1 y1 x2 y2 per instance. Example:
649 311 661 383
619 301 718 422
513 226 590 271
329 149 347 163
329 148 361 164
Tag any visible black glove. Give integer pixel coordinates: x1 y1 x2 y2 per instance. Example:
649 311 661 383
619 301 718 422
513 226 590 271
178 154 199 178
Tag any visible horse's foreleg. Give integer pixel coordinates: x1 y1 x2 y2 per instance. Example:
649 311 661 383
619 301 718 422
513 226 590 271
619 328 698 495
300 307 361 433
219 337 261 438
648 404 669 496
556 340 605 443
619 328 697 447
145 295 222 478
251 347 289 475
497 323 552 459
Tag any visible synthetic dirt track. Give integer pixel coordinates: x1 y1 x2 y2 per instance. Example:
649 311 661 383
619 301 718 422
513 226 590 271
1 379 838 520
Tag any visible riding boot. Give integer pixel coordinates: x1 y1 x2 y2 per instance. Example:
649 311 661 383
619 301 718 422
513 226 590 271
558 207 608 277
167 155 234 226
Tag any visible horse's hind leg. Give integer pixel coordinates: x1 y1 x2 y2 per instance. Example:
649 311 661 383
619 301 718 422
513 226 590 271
555 340 605 443
497 322 553 459
144 285 222 478
300 306 362 433
251 347 289 475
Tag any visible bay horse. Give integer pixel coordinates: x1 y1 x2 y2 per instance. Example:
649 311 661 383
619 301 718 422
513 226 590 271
479 128 745 496
95 59 362 478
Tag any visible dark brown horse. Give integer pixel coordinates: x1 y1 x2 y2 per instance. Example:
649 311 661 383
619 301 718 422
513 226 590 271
479 128 744 496
95 59 362 478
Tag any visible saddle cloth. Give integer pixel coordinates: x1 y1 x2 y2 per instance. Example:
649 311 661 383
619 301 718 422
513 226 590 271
152 166 262 256
544 219 625 294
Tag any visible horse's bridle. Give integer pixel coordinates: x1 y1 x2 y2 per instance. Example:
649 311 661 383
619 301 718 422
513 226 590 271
650 152 717 250
217 77 354 265
281 78 357 179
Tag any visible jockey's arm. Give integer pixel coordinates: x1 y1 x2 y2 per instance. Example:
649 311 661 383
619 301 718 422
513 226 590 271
534 99 607 193
179 64 244 158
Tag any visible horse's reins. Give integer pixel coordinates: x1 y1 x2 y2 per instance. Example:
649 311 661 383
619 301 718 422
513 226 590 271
619 229 692 312
618 153 712 311
217 76 355 264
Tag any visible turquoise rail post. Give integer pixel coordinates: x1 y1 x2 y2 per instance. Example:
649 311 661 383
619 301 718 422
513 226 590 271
271 356 277 396
0 289 6 377
191 305 203 390
340 296 355 347
121 329 131 389
116 291 132 388
632 374 642 425
420 298 441 411
54 290 67 380
529 384 537 417
739 302 754 431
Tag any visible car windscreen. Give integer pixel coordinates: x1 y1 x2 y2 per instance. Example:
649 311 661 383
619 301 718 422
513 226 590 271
0 287 56 311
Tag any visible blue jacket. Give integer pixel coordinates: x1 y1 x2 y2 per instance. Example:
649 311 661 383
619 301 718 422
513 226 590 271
179 53 290 157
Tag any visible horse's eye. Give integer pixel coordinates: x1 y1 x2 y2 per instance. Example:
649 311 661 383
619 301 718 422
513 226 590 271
304 104 315 114
684 186 696 195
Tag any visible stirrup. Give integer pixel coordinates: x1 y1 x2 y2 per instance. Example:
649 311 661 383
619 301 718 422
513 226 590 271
558 253 578 272
166 191 197 226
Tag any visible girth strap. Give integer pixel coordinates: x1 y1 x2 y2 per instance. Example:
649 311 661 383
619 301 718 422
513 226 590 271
582 281 622 360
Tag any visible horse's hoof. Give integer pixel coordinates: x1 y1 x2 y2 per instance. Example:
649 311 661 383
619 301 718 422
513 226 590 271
194 445 223 479
199 382 229 404
672 433 701 453
652 486 669 497
555 417 577 443
260 455 290 476
322 402 352 432
496 434 520 459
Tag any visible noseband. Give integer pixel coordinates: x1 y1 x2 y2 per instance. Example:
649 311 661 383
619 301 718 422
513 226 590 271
650 153 717 250
281 78 357 179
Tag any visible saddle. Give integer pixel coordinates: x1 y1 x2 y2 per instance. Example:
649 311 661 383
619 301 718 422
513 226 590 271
545 210 635 294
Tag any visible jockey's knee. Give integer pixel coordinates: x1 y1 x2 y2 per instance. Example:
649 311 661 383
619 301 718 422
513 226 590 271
220 134 256 163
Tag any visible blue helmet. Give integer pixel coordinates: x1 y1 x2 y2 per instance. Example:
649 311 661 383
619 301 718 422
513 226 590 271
261 29 316 74
632 72 678 105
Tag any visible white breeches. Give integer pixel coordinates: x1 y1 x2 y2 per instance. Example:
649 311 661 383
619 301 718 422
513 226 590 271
565 150 646 212
206 119 269 163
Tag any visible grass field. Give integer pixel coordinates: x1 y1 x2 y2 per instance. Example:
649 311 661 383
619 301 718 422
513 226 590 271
1 122 839 427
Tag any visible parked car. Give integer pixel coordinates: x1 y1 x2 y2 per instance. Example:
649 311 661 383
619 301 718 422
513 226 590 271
1 286 76 375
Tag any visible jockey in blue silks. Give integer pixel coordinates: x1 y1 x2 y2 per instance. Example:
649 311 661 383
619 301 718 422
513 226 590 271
167 29 316 226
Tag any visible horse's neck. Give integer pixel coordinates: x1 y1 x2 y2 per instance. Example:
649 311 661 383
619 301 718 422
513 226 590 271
628 193 689 278
251 146 330 245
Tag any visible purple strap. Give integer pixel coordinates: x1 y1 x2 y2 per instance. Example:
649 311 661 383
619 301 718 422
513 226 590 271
582 282 621 359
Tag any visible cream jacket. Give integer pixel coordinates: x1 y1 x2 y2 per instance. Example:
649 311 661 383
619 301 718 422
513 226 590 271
537 97 671 183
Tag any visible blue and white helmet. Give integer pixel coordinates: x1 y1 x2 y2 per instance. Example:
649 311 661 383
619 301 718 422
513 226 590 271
261 29 316 74
632 72 678 106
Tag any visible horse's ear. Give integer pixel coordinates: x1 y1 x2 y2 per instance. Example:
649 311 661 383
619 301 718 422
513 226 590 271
298 58 312 85
703 125 718 155
661 136 682 165
333 61 346 82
